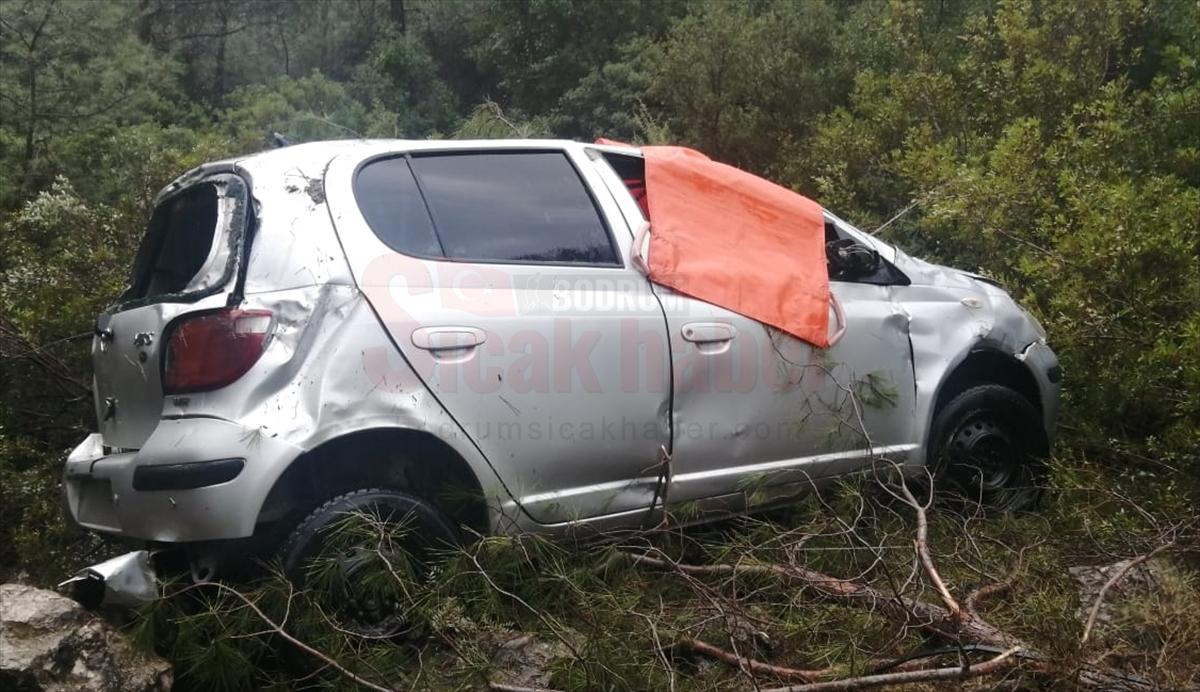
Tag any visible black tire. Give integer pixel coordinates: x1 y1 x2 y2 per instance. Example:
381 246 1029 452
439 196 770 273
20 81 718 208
928 384 1046 512
278 488 459 635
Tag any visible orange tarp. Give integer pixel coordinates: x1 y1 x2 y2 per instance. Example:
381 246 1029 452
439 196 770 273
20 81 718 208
598 140 830 347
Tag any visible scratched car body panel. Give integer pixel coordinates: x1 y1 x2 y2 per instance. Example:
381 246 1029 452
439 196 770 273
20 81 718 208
64 139 1059 577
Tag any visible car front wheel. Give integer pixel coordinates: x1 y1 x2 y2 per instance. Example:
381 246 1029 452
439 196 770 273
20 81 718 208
928 384 1046 512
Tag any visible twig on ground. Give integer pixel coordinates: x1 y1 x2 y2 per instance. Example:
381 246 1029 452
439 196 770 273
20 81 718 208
635 608 677 692
487 683 563 692
882 465 961 619
675 636 824 683
964 540 1039 615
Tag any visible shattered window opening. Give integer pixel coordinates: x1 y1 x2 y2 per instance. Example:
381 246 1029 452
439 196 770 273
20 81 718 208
120 177 246 308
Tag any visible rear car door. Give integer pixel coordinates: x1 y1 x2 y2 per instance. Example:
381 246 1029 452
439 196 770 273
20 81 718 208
325 145 672 524
92 173 251 449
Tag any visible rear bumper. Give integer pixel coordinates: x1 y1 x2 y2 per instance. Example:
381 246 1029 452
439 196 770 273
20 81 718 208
64 417 302 543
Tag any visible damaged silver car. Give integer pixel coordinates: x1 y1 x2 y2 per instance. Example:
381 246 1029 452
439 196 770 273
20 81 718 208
63 139 1059 601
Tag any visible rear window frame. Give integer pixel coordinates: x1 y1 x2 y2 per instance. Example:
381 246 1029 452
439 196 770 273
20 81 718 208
114 173 251 312
352 148 624 269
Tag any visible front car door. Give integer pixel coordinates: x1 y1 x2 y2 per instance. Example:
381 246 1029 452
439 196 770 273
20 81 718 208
325 143 672 525
656 277 917 509
589 149 917 512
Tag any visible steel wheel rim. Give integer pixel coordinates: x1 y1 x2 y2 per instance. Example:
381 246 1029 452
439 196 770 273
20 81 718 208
947 415 1020 493
332 547 406 635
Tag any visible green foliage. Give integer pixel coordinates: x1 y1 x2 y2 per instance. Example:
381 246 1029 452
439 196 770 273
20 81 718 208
465 0 684 135
782 0 1200 457
0 180 128 577
644 0 851 171
453 101 552 139
220 72 378 148
0 0 188 205
350 31 458 137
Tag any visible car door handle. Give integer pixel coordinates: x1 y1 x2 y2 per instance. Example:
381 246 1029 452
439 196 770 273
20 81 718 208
682 322 737 343
411 327 487 351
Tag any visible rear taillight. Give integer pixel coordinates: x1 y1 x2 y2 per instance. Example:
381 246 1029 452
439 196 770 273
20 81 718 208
163 309 273 394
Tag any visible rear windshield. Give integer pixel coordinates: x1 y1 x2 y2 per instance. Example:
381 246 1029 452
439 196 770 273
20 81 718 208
120 178 244 306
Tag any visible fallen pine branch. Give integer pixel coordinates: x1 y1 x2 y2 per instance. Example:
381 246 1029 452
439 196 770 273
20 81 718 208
625 551 1160 690
673 636 976 684
176 582 396 692
759 647 1021 692
962 540 1038 614
625 551 1020 648
892 474 961 619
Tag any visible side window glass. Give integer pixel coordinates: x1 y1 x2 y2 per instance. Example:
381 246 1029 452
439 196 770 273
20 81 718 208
411 152 619 265
354 157 443 257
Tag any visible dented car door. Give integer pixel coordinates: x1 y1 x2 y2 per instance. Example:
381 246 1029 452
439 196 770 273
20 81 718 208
652 278 917 509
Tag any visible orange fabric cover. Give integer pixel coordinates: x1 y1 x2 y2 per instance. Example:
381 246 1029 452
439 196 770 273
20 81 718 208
598 140 830 347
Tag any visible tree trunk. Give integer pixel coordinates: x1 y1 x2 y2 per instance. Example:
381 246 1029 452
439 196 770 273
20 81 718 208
278 24 290 77
213 2 228 104
135 0 157 43
23 64 37 189
390 0 406 34
21 2 54 191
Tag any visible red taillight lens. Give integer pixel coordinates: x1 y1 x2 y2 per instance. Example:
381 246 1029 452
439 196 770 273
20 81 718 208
163 309 273 394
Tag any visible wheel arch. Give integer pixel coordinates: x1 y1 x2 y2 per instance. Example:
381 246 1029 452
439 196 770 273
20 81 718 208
928 347 1047 450
258 427 490 535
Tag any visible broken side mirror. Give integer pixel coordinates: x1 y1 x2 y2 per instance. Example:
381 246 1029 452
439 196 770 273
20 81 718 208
827 239 881 278
857 248 882 274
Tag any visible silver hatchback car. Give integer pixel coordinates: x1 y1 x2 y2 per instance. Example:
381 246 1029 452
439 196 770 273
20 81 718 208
64 139 1059 583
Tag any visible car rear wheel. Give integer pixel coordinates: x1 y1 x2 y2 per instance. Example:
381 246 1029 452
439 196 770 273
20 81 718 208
278 488 459 636
928 384 1046 512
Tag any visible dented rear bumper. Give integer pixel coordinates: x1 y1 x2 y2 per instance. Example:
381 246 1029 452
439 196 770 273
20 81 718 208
64 417 302 543
60 550 158 609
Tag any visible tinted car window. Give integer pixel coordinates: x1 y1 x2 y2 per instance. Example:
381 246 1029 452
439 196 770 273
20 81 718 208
354 157 443 257
411 152 618 265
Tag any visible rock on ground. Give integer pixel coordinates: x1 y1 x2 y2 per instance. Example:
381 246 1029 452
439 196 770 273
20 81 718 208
1069 556 1168 633
0 583 171 692
491 632 575 689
